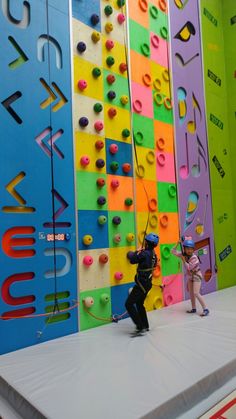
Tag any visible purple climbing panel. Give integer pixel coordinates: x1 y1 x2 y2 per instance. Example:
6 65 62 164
169 0 216 297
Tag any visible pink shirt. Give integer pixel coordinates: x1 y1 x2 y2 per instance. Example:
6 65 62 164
171 248 203 280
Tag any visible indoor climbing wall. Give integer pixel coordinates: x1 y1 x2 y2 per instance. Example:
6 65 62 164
128 0 183 310
169 0 217 298
72 0 138 329
0 0 78 354
200 0 236 289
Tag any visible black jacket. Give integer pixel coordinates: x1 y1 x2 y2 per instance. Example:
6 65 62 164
130 249 157 281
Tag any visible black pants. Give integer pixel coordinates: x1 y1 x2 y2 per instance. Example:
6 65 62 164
125 281 152 331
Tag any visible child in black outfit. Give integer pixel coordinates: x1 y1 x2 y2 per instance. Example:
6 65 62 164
125 233 159 336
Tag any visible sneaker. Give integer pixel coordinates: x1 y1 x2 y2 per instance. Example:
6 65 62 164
130 328 146 337
186 308 197 314
200 308 209 317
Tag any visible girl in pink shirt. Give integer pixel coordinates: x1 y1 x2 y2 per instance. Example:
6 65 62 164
172 238 209 316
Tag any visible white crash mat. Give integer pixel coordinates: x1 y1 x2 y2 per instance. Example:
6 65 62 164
1 287 236 419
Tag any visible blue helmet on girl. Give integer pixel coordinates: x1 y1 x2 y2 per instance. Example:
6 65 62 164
145 233 159 246
183 239 195 248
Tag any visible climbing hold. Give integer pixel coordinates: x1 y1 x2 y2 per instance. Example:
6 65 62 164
92 67 101 78
141 43 150 57
104 5 113 16
110 161 119 172
160 214 168 227
156 137 165 150
83 255 94 266
96 178 106 187
106 56 115 66
112 216 121 225
90 14 100 26
162 246 171 259
109 143 119 154
122 163 131 173
114 272 123 280
79 117 89 128
159 0 167 12
153 78 161 91
134 131 144 145
105 22 113 33
117 13 125 24
91 31 101 43
157 152 166 166
142 73 152 86
100 293 110 304
117 0 125 6
151 35 159 48
95 140 104 150
113 233 121 244
98 215 107 225
148 198 157 212
97 196 106 206
126 233 135 243
119 63 128 73
83 235 93 246
83 296 94 308
107 74 116 84
133 99 142 113
146 151 155 164
150 5 158 19
120 95 129 105
139 0 148 12
111 179 120 189
122 128 130 138
125 197 133 206
93 103 103 113
108 108 117 118
96 159 105 169
105 39 115 50
78 79 87 91
99 254 109 264
160 26 168 39
77 42 86 53
168 184 176 197
80 156 90 166
107 90 116 100
94 120 104 132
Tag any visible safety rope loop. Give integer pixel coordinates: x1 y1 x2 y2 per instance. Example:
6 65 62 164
120 2 152 248
46 0 59 313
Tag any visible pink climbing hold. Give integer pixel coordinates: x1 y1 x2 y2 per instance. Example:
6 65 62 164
111 179 120 188
83 255 94 266
94 121 104 132
117 13 125 24
109 143 119 154
80 155 90 166
114 271 123 281
78 79 87 91
105 39 115 50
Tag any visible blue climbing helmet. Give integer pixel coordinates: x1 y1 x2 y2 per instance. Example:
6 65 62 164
145 233 159 246
183 239 195 248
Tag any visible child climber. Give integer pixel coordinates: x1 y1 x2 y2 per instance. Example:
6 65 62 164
172 238 209 316
125 233 159 336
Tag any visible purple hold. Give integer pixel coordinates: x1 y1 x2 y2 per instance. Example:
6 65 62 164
97 196 106 206
79 117 89 128
112 216 121 225
96 159 105 168
77 42 87 53
107 91 116 100
91 14 100 26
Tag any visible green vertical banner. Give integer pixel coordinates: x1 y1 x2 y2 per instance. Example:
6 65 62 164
200 0 236 288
